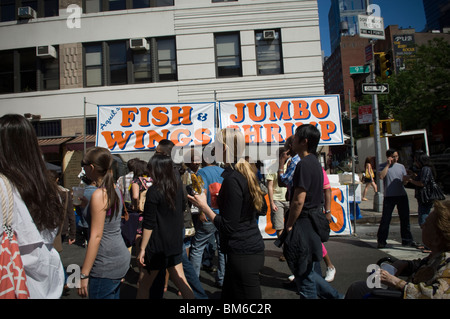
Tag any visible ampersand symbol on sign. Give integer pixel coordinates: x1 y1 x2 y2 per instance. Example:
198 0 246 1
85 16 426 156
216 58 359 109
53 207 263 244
197 113 208 121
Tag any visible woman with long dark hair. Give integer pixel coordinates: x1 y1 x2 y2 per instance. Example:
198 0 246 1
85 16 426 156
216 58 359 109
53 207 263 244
408 152 437 227
77 147 130 299
137 153 194 299
0 114 65 298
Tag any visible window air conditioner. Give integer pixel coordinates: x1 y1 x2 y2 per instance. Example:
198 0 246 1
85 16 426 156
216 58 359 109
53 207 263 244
37 45 57 59
130 38 149 51
18 6 37 19
263 30 276 40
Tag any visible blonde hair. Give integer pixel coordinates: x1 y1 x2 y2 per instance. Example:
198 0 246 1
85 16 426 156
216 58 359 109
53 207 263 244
433 200 450 250
219 128 265 211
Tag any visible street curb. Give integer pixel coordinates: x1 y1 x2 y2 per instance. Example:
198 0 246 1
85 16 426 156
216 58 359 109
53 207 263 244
356 211 419 225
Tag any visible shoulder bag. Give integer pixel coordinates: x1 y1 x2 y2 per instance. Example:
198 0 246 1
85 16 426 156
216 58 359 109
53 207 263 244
0 174 30 299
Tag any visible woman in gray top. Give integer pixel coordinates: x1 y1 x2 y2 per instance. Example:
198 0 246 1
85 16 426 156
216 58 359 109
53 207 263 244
78 147 130 299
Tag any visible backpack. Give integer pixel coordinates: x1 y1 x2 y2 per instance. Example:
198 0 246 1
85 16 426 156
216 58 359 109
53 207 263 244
0 174 30 299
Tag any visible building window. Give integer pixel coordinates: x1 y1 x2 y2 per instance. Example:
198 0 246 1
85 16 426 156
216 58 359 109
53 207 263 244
108 41 128 85
20 48 37 92
132 49 152 83
3 0 59 20
215 32 242 78
85 0 101 13
83 37 177 87
84 43 103 87
83 0 173 12
0 51 14 93
157 37 177 81
42 0 58 17
38 46 60 91
107 0 126 11
32 120 61 137
0 0 16 22
0 47 60 94
255 29 283 75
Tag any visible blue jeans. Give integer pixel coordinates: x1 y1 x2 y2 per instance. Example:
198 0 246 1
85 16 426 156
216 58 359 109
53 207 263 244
88 277 122 299
190 220 225 285
418 201 433 227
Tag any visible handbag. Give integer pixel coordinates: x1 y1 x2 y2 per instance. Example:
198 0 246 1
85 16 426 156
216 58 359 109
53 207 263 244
0 174 30 299
420 170 445 203
120 191 140 248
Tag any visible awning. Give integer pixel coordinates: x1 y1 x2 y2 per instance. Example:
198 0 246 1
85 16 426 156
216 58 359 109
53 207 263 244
38 137 73 153
66 135 96 151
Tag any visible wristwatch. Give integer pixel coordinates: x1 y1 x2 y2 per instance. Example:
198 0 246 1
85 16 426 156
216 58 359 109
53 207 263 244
80 273 89 280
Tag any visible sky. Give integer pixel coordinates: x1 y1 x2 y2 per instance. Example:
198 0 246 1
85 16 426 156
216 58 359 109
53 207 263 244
318 0 428 57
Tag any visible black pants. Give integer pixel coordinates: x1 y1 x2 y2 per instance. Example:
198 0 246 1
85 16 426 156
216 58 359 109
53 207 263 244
377 195 414 245
221 252 265 299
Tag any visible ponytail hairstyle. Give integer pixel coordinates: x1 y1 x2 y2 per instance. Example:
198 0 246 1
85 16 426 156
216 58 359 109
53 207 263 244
0 114 64 232
218 128 265 211
147 153 177 210
82 147 119 220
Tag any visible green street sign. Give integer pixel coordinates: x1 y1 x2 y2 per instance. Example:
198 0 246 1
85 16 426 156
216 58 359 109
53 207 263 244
350 65 370 74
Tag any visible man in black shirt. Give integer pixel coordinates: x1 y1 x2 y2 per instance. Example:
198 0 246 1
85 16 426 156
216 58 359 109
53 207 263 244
284 124 335 299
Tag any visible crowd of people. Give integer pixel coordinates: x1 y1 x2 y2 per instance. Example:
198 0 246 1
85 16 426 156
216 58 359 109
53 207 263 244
1 113 449 300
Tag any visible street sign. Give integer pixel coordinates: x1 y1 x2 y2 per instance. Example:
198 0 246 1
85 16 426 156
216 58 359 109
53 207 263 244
358 105 373 124
362 83 389 94
358 14 385 40
350 65 370 74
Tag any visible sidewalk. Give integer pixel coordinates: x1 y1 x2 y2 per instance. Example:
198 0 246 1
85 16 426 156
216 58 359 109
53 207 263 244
355 186 419 225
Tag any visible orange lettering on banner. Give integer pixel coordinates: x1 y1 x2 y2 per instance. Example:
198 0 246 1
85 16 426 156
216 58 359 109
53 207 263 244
292 100 310 120
120 107 138 127
264 124 283 143
311 99 329 119
170 106 193 125
152 107 169 126
330 188 345 232
263 194 276 236
134 130 146 149
101 131 134 150
268 101 291 121
242 124 263 143
230 103 246 123
318 121 336 141
171 129 191 146
138 107 151 126
147 129 170 149
194 128 212 145
247 102 266 122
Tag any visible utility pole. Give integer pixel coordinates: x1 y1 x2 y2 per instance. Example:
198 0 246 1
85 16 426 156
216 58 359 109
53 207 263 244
365 0 384 212
370 41 384 212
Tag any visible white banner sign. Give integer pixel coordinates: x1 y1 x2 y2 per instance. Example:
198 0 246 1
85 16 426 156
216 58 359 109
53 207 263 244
259 185 352 239
96 103 216 153
219 95 344 145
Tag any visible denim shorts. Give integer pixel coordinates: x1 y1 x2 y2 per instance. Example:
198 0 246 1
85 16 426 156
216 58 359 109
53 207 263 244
88 276 122 299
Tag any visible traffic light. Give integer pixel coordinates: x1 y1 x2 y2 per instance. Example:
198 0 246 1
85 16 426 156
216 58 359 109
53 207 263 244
374 53 381 77
379 52 393 79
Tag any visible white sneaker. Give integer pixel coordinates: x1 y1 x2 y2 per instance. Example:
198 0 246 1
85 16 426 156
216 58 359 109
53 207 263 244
325 267 336 282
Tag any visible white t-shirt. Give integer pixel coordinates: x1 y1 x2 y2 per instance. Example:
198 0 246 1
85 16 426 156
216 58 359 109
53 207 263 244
0 178 65 299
